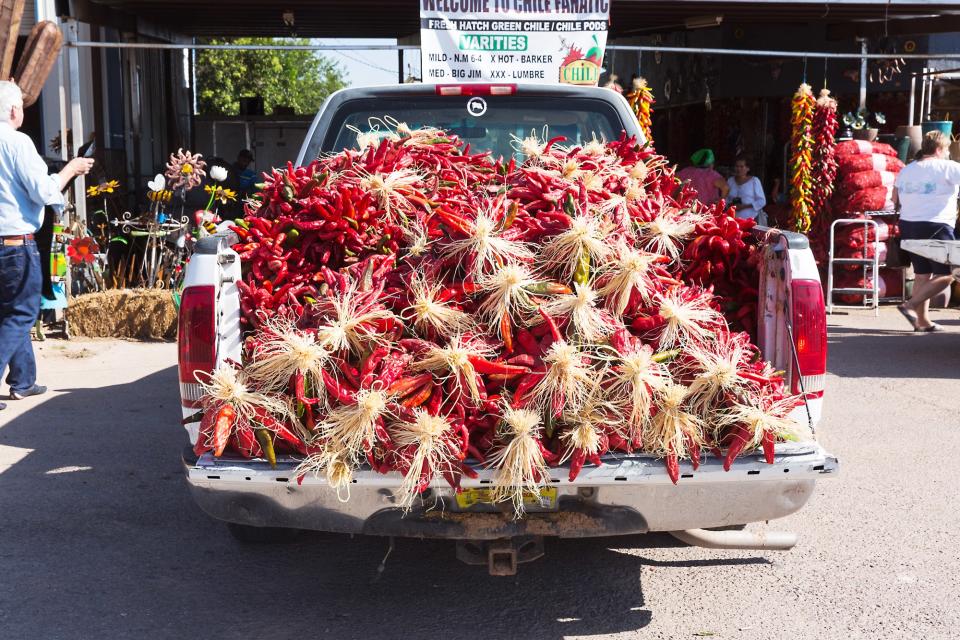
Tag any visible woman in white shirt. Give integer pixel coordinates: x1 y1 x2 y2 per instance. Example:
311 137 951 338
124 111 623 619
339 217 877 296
893 130 960 332
727 156 767 224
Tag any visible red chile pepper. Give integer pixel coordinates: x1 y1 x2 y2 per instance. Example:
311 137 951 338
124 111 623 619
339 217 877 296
723 425 752 472
212 405 236 457
322 369 357 405
513 372 544 408
388 373 433 396
665 443 680 485
376 353 411 389
360 346 389 387
427 383 443 414
687 434 701 471
233 427 263 459
515 329 542 356
762 430 776 465
466 356 528 376
537 306 563 342
506 353 536 368
499 313 514 353
401 382 433 408
569 449 586 482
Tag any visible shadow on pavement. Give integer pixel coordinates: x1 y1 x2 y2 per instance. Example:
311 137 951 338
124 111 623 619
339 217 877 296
826 324 960 379
0 365 767 640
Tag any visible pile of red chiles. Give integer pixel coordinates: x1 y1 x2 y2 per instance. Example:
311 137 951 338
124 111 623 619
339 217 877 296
191 127 810 515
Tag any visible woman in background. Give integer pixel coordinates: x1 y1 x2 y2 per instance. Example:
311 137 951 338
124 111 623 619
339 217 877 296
727 155 767 224
893 130 960 332
677 148 729 206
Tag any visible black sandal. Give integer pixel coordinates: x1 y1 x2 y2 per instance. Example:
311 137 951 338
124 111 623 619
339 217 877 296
897 305 918 328
915 323 944 333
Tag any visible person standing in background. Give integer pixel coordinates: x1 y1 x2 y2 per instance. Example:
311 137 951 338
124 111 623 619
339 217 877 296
232 149 257 197
727 155 767 224
894 131 960 333
0 81 94 410
677 148 729 206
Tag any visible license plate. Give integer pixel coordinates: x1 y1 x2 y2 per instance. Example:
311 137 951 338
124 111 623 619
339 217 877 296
455 486 558 510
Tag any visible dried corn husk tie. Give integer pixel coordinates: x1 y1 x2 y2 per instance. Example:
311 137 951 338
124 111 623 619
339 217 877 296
196 365 299 448
540 212 613 282
390 409 462 511
244 316 332 406
605 343 671 444
358 168 422 219
298 388 394 491
411 334 494 404
647 382 704 463
637 205 698 261
598 245 665 314
530 340 604 418
684 331 756 417
403 274 474 338
475 263 543 330
535 282 616 342
655 287 722 349
312 285 397 355
486 401 552 518
440 207 533 277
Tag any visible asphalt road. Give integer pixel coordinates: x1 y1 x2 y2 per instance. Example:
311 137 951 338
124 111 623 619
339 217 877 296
1 307 958 640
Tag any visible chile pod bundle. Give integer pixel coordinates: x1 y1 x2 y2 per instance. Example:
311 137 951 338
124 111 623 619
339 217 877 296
810 88 839 224
789 83 816 233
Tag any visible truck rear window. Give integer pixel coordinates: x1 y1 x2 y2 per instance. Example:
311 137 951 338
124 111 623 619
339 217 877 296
312 96 626 161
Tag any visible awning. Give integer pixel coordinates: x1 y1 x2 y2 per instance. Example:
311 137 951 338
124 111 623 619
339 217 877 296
81 0 960 39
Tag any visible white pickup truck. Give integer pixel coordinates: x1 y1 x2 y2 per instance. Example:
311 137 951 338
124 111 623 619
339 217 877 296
177 83 838 573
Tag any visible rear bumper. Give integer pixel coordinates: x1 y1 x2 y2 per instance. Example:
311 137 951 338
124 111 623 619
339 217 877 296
183 443 838 540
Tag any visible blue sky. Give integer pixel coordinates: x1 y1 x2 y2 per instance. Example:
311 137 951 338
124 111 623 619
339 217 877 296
317 38 421 87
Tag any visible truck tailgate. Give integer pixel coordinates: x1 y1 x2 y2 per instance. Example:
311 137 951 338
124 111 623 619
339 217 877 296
185 443 838 539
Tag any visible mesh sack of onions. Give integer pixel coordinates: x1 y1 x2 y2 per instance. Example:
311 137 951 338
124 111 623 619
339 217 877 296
838 154 904 176
835 140 898 159
838 170 898 196
832 187 892 214
188 125 813 517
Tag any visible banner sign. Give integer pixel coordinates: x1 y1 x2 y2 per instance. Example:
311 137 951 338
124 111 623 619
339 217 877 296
419 1 610 86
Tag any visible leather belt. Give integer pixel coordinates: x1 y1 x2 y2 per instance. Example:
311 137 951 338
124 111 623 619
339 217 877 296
1 234 34 246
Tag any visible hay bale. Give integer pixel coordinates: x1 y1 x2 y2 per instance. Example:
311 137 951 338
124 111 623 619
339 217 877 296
65 289 177 340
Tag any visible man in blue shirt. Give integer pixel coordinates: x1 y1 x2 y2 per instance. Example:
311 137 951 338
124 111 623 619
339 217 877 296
0 81 93 410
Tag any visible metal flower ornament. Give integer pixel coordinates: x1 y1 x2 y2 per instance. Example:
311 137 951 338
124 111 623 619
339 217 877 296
86 180 120 197
67 236 99 264
165 148 206 191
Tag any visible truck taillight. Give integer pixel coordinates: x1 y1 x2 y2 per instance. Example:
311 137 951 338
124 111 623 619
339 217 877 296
178 285 216 408
435 84 516 96
790 279 827 398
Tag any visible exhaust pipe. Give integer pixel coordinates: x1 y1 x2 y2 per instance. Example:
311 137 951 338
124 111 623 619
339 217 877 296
670 528 797 551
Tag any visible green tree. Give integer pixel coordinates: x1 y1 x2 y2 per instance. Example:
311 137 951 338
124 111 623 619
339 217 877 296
196 38 347 116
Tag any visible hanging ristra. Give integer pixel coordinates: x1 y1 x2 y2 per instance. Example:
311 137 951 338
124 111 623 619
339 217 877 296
789 83 816 233
810 88 839 227
627 77 655 145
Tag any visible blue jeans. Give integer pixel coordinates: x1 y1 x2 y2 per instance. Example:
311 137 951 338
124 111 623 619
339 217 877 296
0 239 41 393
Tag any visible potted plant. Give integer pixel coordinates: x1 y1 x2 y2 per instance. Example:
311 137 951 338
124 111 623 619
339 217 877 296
843 108 886 141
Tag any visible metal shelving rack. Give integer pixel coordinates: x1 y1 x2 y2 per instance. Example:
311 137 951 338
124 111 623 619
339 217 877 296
827 218 881 315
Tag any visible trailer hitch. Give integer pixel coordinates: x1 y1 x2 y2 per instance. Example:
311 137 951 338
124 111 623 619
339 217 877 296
455 536 545 576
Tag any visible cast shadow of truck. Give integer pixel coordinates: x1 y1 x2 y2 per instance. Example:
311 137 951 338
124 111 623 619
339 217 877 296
827 320 960 379
0 365 765 640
